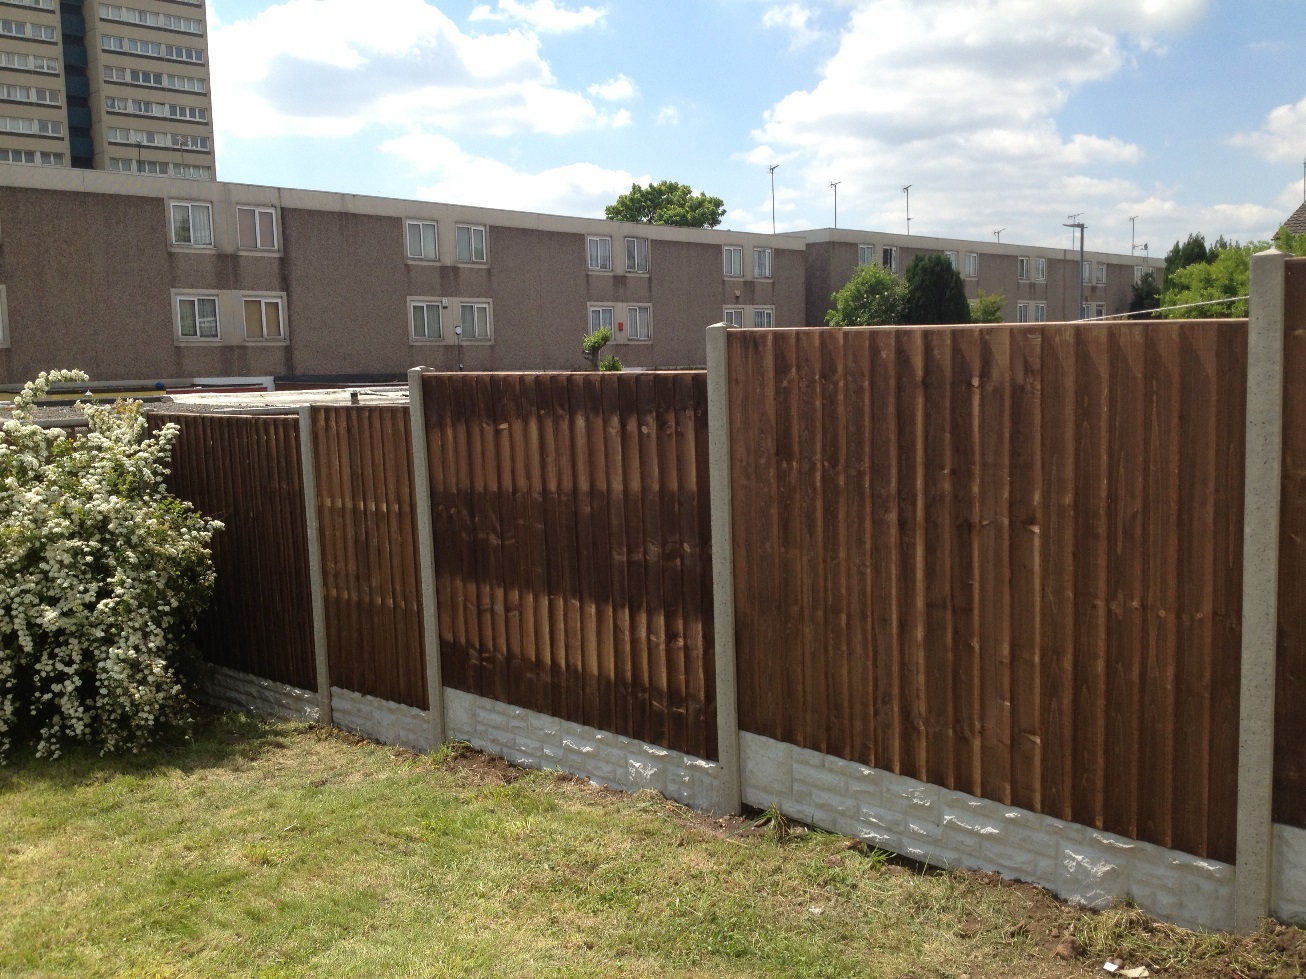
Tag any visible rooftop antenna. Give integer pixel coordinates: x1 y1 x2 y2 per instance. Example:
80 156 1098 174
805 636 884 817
768 164 780 234
1067 212 1083 249
1063 220 1086 319
1129 215 1138 255
829 180 841 229
993 228 1005 242
902 184 912 235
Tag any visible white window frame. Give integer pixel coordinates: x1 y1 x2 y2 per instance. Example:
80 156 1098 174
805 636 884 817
1094 302 1105 319
405 220 437 261
964 252 978 279
410 298 444 342
1095 263 1106 285
238 206 277 252
169 200 212 248
753 307 774 329
1016 303 1029 323
456 224 487 264
1080 303 1090 319
587 304 613 335
945 251 958 270
1034 303 1047 323
1018 256 1030 281
587 235 611 272
1035 257 1047 281
723 245 743 277
723 307 743 327
858 244 875 267
458 300 492 341
753 247 772 279
242 295 286 341
882 246 898 272
1082 261 1091 284
625 304 651 341
175 293 219 341
625 236 649 274
1134 265 1145 285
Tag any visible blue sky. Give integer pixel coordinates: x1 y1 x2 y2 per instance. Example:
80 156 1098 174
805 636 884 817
207 0 1306 255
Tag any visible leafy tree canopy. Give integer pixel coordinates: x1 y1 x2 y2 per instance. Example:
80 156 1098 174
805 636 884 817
604 181 726 228
1159 233 1306 319
825 261 906 326
904 254 971 325
1129 270 1161 318
969 289 1006 324
1164 233 1209 281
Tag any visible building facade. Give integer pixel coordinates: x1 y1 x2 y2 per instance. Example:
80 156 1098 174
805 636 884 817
0 167 805 384
802 228 1164 326
0 0 213 178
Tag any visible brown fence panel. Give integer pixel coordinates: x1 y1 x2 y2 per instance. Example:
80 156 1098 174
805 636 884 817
154 412 316 691
313 405 427 709
1276 256 1306 829
729 322 1246 862
422 371 716 760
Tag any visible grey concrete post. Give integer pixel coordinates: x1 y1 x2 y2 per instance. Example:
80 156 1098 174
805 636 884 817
297 406 332 726
706 323 742 815
1235 248 1287 932
408 367 446 747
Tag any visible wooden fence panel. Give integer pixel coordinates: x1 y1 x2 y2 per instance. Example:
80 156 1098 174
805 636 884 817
422 371 717 760
729 322 1246 862
313 405 427 709
1276 256 1306 829
155 412 316 691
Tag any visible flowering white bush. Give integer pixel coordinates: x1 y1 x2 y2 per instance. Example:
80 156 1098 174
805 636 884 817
0 371 221 759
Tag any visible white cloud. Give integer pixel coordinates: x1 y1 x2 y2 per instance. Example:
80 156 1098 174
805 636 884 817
1230 95 1306 163
656 105 679 126
210 0 614 140
749 0 1221 246
468 0 607 33
588 73 636 101
381 132 644 216
762 3 821 49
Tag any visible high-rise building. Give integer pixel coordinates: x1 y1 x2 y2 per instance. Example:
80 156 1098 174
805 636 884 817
0 0 213 178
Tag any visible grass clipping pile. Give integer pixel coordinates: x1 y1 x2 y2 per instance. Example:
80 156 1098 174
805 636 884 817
0 370 220 759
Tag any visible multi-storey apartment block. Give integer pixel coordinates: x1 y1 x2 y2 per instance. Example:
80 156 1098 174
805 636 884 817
0 0 212 178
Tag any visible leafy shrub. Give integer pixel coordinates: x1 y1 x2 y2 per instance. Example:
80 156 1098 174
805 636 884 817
0 370 221 759
598 355 624 372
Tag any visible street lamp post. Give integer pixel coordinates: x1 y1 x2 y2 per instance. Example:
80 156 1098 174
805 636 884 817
902 184 911 235
830 180 841 229
993 228 1005 242
769 164 780 234
1063 221 1086 319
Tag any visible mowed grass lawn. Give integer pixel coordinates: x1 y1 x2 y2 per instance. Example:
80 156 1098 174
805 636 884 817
2 710 1304 979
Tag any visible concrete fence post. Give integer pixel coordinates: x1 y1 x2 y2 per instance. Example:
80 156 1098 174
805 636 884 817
1235 247 1288 932
706 323 742 815
297 405 333 726
408 367 446 747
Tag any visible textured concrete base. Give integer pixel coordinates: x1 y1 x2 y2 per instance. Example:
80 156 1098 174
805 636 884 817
330 687 434 752
1273 823 1306 924
740 732 1235 932
200 664 321 723
444 687 723 810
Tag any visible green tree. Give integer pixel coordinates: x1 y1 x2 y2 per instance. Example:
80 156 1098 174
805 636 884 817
1163 232 1209 281
1160 243 1255 318
582 326 621 370
969 289 1006 324
604 181 726 228
1128 270 1161 318
904 254 971 325
825 261 906 326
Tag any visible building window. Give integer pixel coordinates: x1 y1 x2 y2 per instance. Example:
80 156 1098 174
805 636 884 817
98 5 204 34
858 244 875 266
945 251 958 270
625 236 649 274
0 51 58 73
1080 303 1089 319
0 115 61 136
588 305 613 335
243 297 283 340
964 252 978 278
101 35 205 64
456 224 486 263
1134 265 1145 285
587 235 611 271
1094 303 1105 319
1018 256 1030 280
238 206 277 251
170 201 212 246
406 220 437 261
723 308 743 327
176 295 218 340
753 247 772 278
1082 261 1091 284
0 0 54 9
626 304 651 340
410 300 443 341
723 245 742 277
1016 303 1029 323
753 308 774 328
882 247 897 272
1095 263 1106 285
0 147 62 165
1034 303 1046 322
459 301 491 339
0 20 56 42
1035 257 1047 281
0 83 60 105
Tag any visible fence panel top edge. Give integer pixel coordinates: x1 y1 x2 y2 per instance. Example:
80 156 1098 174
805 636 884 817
727 319 1250 336
417 369 708 380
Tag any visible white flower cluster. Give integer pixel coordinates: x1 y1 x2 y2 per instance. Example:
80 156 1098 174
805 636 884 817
0 371 222 759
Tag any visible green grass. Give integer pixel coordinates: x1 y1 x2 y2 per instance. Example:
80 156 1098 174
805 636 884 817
1 710 1303 978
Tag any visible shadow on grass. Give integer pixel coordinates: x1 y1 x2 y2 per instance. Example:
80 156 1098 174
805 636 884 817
0 702 299 792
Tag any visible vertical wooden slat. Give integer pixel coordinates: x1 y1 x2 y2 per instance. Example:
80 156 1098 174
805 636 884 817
845 331 875 768
621 374 651 741
551 375 583 723
869 329 902 773
585 375 616 737
821 329 850 762
796 329 826 754
676 372 708 760
602 375 633 741
951 327 982 797
922 327 955 789
656 375 687 754
774 332 803 749
897 329 928 781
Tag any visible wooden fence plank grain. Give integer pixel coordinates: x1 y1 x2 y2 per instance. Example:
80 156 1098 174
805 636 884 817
620 375 650 741
950 327 982 797
774 331 804 750
822 329 851 762
796 329 827 755
897 329 928 782
845 331 875 768
870 329 902 773
923 327 956 789
602 375 632 741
